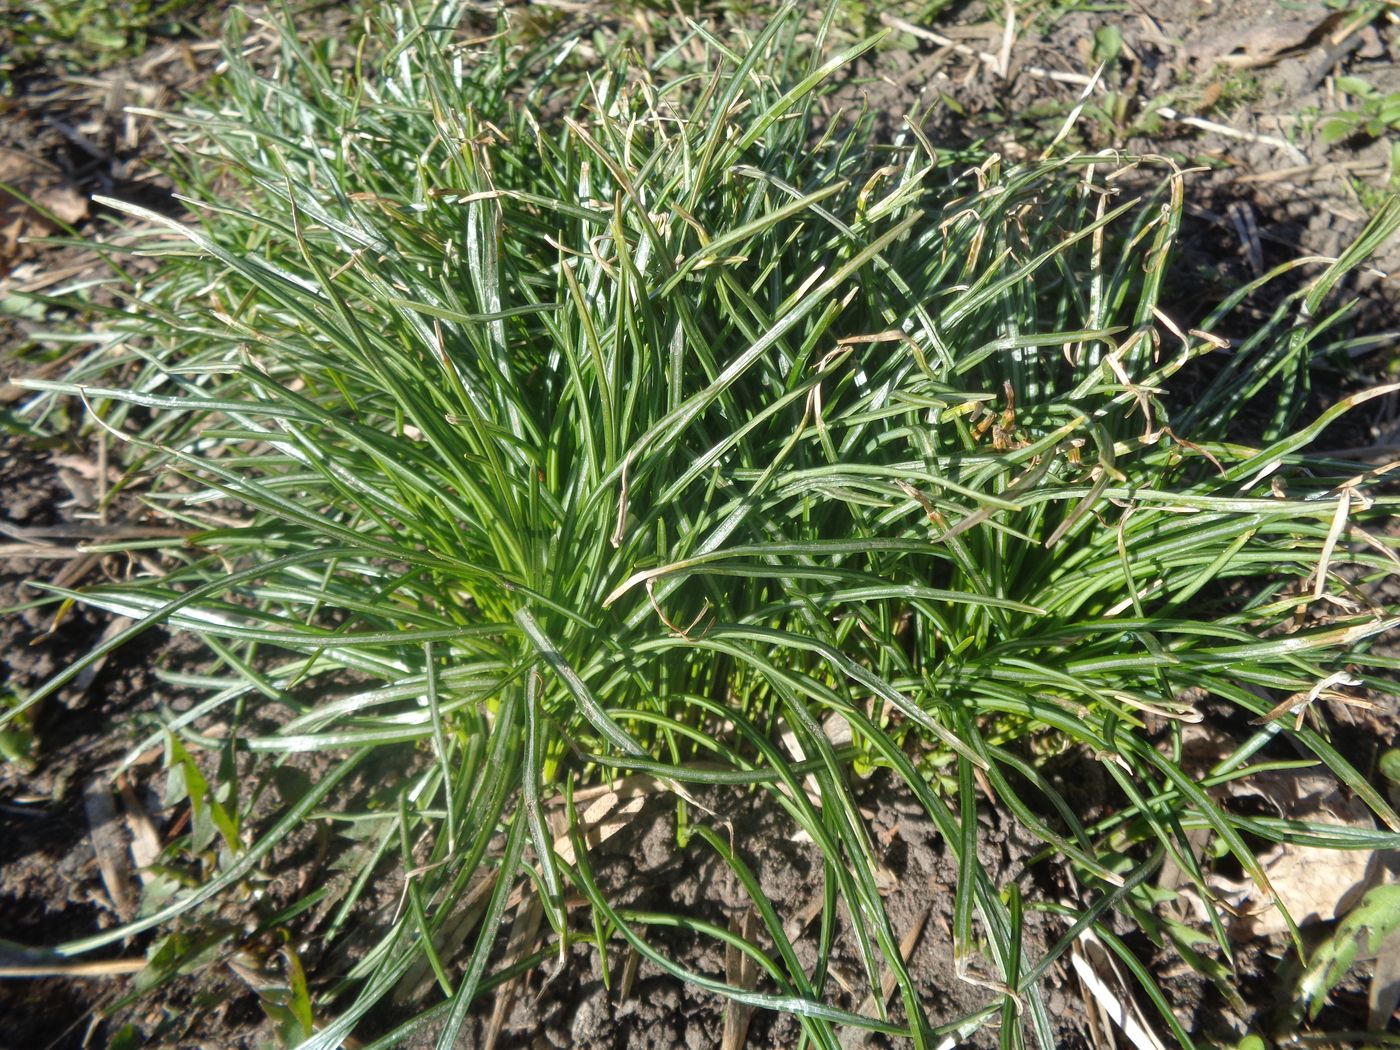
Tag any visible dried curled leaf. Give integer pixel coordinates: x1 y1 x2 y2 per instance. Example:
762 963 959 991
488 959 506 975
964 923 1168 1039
0 148 88 276
1207 771 1379 937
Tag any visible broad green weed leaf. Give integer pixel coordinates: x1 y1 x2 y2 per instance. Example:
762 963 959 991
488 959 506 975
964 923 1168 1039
1300 883 1400 1019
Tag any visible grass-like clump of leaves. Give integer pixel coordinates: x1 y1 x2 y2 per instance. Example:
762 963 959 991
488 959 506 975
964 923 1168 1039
10 1 1400 1045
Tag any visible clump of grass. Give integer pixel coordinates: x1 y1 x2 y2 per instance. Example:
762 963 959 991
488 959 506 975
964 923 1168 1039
10 1 1400 1045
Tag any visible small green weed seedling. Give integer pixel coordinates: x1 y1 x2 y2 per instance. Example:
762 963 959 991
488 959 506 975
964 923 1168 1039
1320 75 1400 143
0 689 35 771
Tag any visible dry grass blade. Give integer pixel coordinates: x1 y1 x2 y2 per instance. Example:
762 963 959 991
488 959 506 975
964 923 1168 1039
722 909 762 1050
482 892 545 1050
550 789 647 868
1071 933 1166 1050
82 778 134 922
0 958 146 978
839 889 932 1050
117 775 162 872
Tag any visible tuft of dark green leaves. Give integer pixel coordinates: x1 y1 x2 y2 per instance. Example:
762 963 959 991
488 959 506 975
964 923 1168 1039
0 0 202 93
